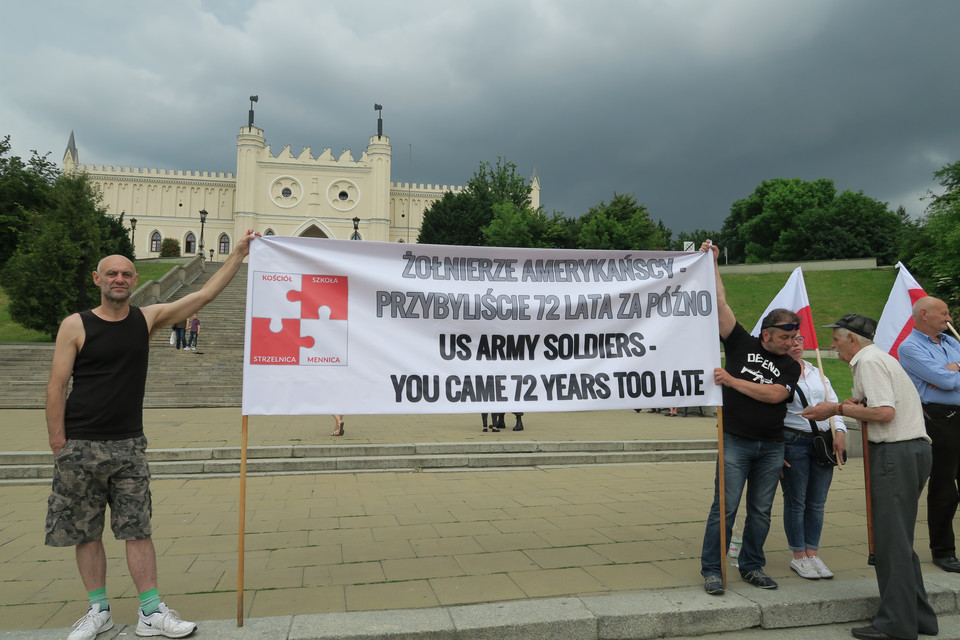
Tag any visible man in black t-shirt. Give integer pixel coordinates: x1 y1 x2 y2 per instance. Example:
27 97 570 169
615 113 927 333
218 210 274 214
45 230 259 639
698 241 801 595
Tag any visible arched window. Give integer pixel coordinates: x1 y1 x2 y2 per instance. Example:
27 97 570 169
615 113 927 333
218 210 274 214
264 228 275 236
150 232 162 253
184 233 196 254
219 234 230 254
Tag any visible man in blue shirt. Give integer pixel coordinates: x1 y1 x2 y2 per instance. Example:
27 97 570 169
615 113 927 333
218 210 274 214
898 296 960 573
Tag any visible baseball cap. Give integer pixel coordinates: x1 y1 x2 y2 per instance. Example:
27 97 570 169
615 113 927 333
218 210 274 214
822 313 877 340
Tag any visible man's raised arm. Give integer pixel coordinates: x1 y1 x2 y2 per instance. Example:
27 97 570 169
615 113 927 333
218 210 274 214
700 240 735 340
142 229 259 335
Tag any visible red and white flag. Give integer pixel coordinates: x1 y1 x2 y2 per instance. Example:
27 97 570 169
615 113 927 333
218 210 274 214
750 267 818 349
874 262 927 359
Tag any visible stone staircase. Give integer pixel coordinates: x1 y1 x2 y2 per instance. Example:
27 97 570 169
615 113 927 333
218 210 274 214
0 439 718 485
141 262 247 407
0 263 248 409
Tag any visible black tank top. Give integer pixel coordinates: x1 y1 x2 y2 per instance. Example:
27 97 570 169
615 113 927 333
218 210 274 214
65 307 149 440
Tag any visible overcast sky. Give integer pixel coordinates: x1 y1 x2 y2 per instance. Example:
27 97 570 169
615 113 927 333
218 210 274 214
2 0 958 235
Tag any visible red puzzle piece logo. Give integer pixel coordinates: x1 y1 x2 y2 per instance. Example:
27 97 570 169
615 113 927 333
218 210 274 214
286 275 348 319
250 318 315 365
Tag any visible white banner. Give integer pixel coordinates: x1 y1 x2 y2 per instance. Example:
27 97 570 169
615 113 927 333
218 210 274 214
241 237 722 415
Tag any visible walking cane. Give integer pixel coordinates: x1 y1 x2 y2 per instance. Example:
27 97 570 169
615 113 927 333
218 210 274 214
717 407 727 587
860 419 874 562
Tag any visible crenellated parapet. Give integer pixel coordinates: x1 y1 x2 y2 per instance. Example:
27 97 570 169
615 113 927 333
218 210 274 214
75 163 235 184
390 181 465 194
261 144 365 167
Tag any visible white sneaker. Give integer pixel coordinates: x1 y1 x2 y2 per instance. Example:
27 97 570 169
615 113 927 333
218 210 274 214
67 604 114 640
809 555 834 579
136 602 196 638
789 556 820 580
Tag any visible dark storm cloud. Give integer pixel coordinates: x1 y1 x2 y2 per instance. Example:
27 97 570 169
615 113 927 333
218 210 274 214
1 0 957 235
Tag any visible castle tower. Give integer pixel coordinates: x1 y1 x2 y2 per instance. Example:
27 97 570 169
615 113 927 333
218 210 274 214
365 133 391 241
234 125 266 235
530 167 541 210
63 131 78 172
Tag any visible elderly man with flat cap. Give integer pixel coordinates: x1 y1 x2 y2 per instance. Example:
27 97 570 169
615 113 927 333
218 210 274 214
897 297 960 574
804 313 936 640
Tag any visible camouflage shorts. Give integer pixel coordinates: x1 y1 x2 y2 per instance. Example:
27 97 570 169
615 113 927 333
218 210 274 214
45 436 152 547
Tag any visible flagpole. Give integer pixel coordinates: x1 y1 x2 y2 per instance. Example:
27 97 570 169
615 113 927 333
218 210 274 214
717 406 727 587
948 321 960 343
237 415 248 627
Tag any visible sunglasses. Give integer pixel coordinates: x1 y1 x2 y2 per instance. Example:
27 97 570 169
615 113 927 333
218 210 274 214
764 323 801 332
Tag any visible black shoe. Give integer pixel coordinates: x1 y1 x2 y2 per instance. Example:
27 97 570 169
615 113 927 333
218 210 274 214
739 568 777 589
933 556 960 572
703 575 724 595
851 625 898 640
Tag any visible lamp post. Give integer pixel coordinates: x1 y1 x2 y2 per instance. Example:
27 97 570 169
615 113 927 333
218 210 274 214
130 218 137 253
199 209 208 257
352 216 361 240
209 248 214 263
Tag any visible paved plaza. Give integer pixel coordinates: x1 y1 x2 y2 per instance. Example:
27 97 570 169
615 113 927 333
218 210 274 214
1 407 957 638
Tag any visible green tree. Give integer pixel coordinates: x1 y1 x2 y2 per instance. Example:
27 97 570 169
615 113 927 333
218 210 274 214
721 178 905 265
159 237 181 257
418 158 533 246
907 160 960 306
482 204 572 249
0 136 60 268
576 193 663 250
0 172 127 338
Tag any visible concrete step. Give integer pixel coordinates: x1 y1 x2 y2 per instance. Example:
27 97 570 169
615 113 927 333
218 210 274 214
0 439 718 484
21 584 960 640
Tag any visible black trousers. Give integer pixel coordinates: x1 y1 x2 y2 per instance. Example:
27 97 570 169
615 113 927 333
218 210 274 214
927 440 960 558
869 439 937 639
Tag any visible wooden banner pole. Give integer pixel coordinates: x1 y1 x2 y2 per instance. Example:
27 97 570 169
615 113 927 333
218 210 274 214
947 321 960 343
860 420 874 559
717 406 727 587
237 415 248 627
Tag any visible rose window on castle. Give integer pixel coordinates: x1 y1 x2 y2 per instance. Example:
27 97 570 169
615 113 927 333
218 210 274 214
327 180 359 212
270 176 302 208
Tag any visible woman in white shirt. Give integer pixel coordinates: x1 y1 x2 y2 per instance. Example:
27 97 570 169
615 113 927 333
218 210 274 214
780 335 847 580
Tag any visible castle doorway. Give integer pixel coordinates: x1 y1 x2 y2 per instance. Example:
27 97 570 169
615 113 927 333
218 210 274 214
299 225 329 238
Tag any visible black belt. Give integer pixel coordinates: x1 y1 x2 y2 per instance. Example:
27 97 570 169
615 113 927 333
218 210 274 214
783 426 814 438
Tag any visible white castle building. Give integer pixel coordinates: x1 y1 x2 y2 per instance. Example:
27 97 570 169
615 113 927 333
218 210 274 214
62 105 540 259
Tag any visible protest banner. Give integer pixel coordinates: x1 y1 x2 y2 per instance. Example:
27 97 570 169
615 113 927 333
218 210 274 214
241 237 722 415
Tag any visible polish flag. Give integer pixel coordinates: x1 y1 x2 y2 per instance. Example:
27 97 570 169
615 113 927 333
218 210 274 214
750 267 818 349
874 262 927 359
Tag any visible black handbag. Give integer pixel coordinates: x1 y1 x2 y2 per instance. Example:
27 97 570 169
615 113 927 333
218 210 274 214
796 387 848 467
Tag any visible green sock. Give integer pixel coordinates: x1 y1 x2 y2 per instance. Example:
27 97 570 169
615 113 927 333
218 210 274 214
139 588 160 616
88 587 109 610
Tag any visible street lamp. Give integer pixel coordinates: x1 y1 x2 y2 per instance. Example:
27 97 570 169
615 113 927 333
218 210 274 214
352 216 361 240
198 209 208 257
209 248 214 262
130 217 137 252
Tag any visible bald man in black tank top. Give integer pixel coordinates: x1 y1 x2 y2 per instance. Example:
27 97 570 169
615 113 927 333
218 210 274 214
46 230 258 640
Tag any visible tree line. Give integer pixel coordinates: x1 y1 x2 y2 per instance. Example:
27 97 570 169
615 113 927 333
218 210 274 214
418 158 960 308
